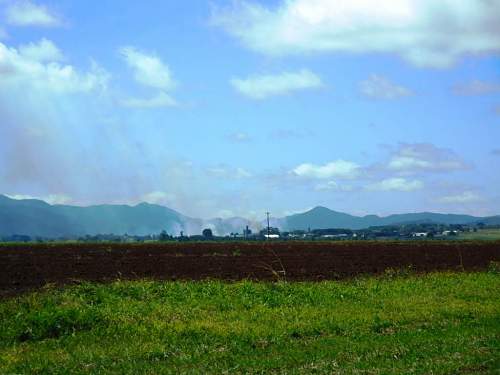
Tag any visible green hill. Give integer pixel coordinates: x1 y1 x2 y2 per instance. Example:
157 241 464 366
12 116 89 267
284 206 487 231
0 195 195 237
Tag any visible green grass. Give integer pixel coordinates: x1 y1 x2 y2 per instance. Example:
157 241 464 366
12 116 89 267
459 229 500 241
1 272 499 374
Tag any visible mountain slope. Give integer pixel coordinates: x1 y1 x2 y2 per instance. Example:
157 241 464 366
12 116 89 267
0 195 198 237
283 206 487 231
0 195 75 237
284 206 377 230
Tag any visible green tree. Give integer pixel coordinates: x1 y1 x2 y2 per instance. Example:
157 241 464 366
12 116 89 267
202 228 213 239
159 230 169 241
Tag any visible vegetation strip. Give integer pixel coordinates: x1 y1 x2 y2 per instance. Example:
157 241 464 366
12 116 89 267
0 271 499 374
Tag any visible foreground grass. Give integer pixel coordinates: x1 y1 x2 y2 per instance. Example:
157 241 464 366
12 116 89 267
1 272 499 374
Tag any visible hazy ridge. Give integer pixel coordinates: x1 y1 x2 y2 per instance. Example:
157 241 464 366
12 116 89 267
1 194 499 237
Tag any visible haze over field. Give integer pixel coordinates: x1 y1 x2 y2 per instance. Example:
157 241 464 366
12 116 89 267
1 0 500 220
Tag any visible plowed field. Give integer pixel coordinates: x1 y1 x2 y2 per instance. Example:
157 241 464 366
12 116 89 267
1 241 499 296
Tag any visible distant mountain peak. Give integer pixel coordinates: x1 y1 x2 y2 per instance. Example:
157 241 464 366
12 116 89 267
310 206 330 212
1 193 500 237
300 206 337 215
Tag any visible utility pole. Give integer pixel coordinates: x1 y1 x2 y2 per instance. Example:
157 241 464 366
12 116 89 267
266 212 270 240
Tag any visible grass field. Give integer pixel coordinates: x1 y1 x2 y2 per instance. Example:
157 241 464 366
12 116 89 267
459 229 500 241
1 271 499 374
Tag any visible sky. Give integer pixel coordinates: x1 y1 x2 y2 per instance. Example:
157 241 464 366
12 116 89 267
0 0 499 219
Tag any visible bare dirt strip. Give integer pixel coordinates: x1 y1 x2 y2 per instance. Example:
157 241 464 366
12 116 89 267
1 241 499 296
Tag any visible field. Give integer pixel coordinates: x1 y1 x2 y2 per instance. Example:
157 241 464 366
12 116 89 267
1 241 499 296
1 241 499 374
460 229 500 241
0 271 499 374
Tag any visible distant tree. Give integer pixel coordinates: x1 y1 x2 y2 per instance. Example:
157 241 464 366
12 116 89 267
202 228 213 239
159 230 169 241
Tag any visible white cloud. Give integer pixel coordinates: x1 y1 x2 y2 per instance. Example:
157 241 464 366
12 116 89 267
453 80 500 95
18 38 64 62
438 191 483 204
366 178 423 192
119 46 175 90
6 193 71 205
121 92 178 108
387 143 468 175
216 209 235 219
0 41 108 93
231 69 322 99
213 0 500 68
141 191 177 205
6 0 61 27
0 39 113 205
292 160 360 179
360 74 413 99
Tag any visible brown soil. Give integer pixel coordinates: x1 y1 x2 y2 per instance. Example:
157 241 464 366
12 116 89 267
1 241 499 296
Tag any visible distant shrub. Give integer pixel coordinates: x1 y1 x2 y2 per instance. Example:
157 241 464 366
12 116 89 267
487 261 500 274
383 265 415 278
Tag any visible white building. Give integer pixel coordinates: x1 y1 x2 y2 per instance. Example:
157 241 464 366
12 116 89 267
264 234 280 239
412 232 428 237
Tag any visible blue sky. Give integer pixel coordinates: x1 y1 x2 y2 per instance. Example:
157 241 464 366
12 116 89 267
0 0 499 219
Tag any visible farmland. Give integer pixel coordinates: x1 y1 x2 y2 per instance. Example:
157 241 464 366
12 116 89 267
1 241 499 296
1 241 499 373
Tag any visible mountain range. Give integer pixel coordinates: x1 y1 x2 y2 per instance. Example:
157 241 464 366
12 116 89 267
284 206 500 230
1 194 499 237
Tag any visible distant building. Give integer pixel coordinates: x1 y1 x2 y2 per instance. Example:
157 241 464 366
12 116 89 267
412 232 428 237
321 234 349 239
260 227 280 237
243 226 252 238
